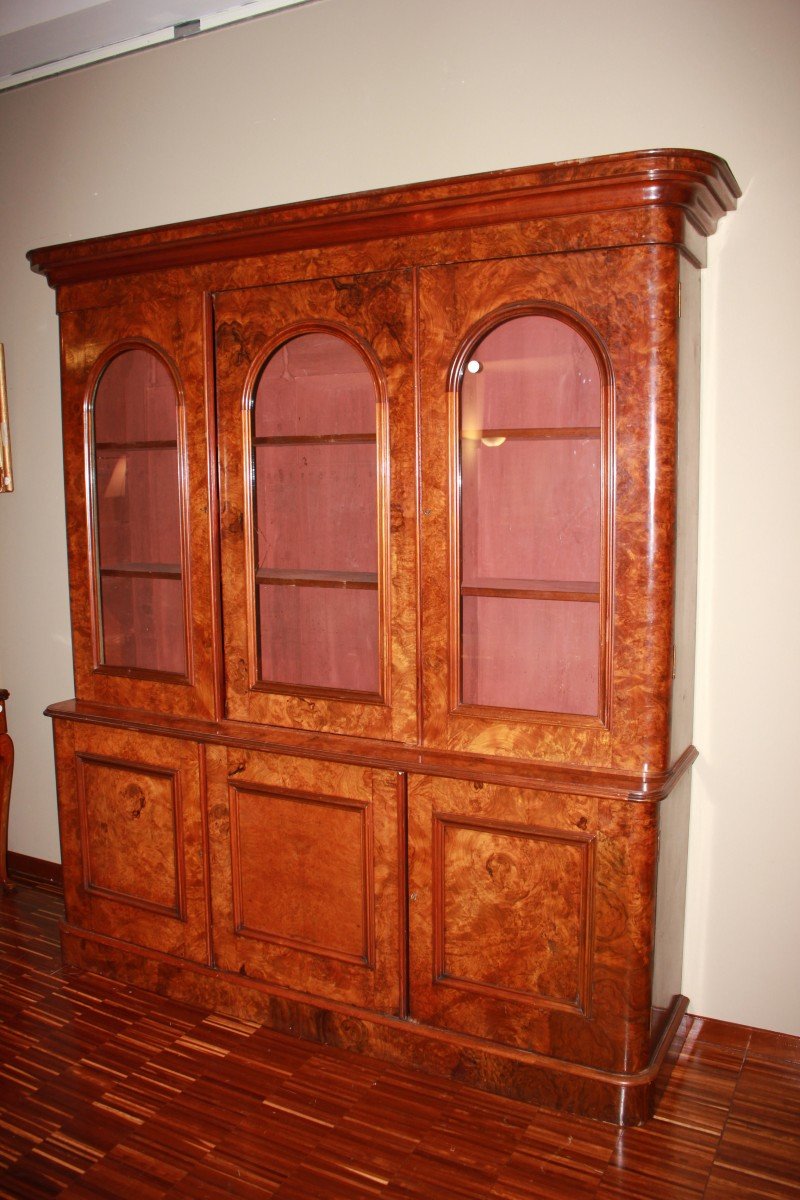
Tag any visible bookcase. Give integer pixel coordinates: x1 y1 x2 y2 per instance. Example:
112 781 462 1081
30 148 738 1123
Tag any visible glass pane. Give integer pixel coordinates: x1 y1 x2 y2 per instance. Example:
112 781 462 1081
461 438 601 586
93 348 187 675
258 584 379 693
100 576 186 675
253 332 380 694
461 314 600 431
462 596 600 715
459 314 603 716
255 332 375 438
254 443 376 575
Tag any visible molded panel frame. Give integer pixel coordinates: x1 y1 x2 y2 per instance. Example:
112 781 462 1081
59 295 218 720
87 338 192 682
52 719 211 964
206 744 405 1016
229 781 376 968
214 270 418 744
418 246 682 773
431 811 595 1015
76 751 186 920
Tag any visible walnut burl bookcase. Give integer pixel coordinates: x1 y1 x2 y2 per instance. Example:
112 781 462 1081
29 149 739 1124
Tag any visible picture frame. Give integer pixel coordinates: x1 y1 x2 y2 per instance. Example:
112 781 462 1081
0 344 13 493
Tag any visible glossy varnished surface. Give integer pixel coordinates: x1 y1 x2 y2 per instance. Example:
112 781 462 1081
1 882 798 1199
28 148 739 288
58 297 218 720
32 150 740 1124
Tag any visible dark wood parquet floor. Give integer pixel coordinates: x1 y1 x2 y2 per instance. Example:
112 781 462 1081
0 881 798 1199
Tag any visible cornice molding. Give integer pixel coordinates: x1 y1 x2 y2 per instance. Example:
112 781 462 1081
28 148 739 288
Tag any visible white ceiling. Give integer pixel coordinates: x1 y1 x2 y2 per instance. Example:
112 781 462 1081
0 0 311 88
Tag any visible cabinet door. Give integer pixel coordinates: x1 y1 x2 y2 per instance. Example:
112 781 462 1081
206 746 404 1015
418 248 678 769
215 271 417 742
407 773 657 1074
59 295 217 719
53 720 210 964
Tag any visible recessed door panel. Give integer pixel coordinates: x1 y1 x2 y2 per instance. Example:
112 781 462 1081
407 772 660 1073
207 746 403 1015
52 720 210 963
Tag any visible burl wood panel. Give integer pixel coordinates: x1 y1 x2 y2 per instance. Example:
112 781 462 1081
418 246 682 773
52 719 210 963
232 787 371 962
206 744 404 1015
214 271 418 743
434 815 593 1008
408 773 662 1075
78 756 181 913
58 295 218 719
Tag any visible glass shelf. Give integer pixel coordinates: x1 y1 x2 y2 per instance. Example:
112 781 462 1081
461 578 600 602
256 567 378 589
99 562 182 580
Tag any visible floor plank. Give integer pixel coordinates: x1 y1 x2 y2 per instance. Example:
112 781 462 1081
1 882 798 1199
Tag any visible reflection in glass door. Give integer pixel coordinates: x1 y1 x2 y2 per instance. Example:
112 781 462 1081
251 331 381 696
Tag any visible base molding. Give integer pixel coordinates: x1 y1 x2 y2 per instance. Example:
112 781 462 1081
7 851 63 889
59 922 689 1126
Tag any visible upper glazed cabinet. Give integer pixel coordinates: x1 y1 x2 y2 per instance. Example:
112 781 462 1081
35 151 741 775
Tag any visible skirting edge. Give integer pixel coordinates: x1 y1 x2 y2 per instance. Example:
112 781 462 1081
59 922 688 1126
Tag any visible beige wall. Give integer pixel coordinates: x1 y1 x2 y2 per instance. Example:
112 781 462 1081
1 0 798 1035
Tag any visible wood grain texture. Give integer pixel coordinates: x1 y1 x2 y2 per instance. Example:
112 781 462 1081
418 246 683 773
52 719 210 965
45 698 697 803
205 745 403 1016
58 297 218 720
28 148 739 288
2 883 798 1200
214 271 418 743
407 773 661 1075
32 149 740 1125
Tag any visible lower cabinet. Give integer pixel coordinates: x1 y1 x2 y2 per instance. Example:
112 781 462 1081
205 745 405 1016
52 720 210 964
51 719 677 1122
